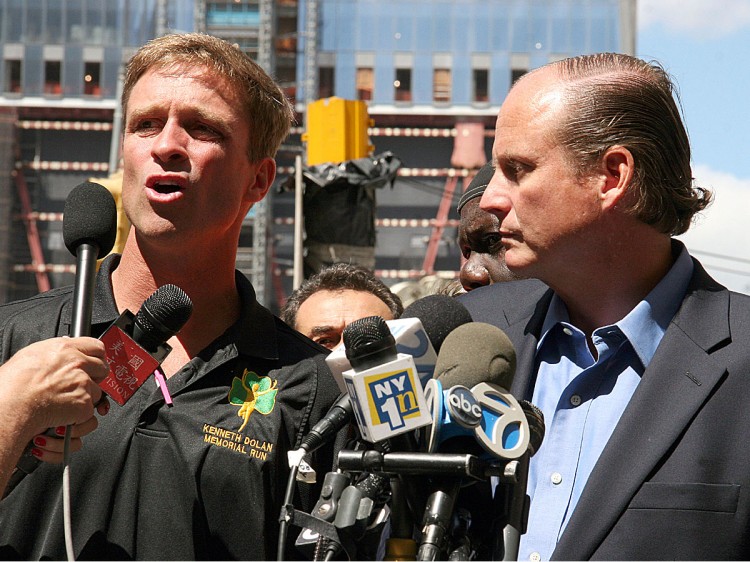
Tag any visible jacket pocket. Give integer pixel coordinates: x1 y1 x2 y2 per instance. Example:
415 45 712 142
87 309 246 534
630 482 739 513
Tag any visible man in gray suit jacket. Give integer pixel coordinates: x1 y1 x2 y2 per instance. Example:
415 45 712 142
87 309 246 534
458 53 750 560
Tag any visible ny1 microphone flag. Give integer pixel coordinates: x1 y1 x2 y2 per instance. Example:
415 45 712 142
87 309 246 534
327 316 438 392
343 352 432 443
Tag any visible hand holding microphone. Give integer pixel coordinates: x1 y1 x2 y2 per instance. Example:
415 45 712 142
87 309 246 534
0 336 110 486
8 337 109 433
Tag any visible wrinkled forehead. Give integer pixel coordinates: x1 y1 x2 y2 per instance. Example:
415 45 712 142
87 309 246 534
129 64 247 117
144 62 235 92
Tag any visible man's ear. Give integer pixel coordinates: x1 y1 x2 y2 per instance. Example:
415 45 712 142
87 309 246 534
599 146 634 211
246 157 276 204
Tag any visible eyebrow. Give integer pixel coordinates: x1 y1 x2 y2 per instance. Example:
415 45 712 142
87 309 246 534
308 326 338 337
126 104 234 135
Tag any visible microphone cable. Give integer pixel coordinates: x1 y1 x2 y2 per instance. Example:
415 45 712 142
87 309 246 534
277 461 300 561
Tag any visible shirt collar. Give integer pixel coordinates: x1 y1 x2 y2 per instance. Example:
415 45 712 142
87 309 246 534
64 254 279 361
60 253 121 331
537 240 694 368
231 271 280 360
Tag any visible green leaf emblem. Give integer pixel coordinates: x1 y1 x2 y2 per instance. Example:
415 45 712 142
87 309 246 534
228 369 278 431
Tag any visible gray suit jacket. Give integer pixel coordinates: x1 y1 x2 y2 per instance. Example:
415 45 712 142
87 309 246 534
459 259 750 560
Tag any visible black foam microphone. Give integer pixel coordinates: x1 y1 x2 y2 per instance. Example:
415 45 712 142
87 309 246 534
132 284 194 353
62 181 118 338
400 294 473 354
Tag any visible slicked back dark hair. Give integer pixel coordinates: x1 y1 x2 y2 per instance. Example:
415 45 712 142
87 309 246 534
531 52 712 235
280 263 403 328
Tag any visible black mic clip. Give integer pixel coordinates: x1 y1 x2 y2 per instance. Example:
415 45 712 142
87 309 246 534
291 471 358 561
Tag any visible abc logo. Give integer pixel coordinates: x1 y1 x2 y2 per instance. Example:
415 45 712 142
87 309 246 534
445 386 482 428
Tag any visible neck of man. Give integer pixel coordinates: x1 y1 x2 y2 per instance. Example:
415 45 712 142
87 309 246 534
547 223 674 339
111 229 242 377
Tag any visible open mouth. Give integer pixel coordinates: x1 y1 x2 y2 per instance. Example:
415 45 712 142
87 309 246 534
151 181 182 195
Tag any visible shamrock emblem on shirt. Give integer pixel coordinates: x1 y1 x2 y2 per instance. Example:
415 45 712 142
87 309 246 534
228 369 279 431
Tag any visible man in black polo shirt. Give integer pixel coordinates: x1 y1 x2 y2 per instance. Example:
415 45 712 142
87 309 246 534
0 33 339 560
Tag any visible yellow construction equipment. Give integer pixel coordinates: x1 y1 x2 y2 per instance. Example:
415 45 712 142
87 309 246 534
302 97 374 166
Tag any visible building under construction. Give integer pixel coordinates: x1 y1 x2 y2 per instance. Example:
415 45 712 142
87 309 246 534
0 0 635 309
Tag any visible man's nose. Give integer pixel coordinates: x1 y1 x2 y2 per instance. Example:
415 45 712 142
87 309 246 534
480 173 511 217
151 121 188 162
460 258 491 292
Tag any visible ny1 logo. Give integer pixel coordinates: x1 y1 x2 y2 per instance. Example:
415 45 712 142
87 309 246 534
366 369 420 430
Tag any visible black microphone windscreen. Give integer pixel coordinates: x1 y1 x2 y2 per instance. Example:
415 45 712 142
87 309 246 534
520 400 545 456
62 181 118 258
433 322 516 391
343 316 397 369
133 284 193 351
400 294 473 353
343 315 391 350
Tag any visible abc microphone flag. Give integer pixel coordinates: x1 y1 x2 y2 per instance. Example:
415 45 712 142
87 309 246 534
422 322 531 460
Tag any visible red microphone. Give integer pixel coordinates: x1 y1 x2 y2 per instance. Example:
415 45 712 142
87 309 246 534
99 284 192 405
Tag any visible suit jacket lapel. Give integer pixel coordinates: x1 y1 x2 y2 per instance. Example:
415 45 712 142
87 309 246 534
552 262 730 560
505 288 552 402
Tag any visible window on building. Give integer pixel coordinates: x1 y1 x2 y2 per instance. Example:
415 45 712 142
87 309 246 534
511 68 527 85
221 36 258 58
46 1 64 43
206 1 260 27
84 62 101 96
318 66 334 99
473 68 489 103
276 64 297 103
44 61 62 95
5 60 22 93
356 67 374 101
433 68 451 103
394 67 411 102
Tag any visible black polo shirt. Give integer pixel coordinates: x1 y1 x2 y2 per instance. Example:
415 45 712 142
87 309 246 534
0 255 339 560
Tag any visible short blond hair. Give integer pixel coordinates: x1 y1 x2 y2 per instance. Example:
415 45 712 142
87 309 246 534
122 33 294 163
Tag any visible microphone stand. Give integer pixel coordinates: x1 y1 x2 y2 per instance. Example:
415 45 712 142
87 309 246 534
502 451 530 561
490 451 529 561
338 450 519 561
385 476 418 561
416 479 461 561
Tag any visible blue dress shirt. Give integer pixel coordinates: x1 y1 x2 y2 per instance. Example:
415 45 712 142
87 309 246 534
517 245 694 561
